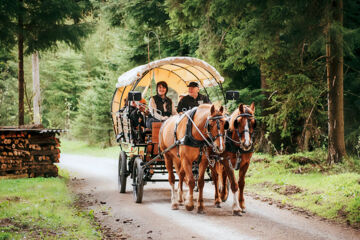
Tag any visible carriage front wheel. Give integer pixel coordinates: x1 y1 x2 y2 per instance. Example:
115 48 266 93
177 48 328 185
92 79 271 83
118 151 127 193
132 157 144 203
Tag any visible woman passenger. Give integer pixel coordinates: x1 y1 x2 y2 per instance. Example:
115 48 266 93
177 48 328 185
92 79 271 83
146 81 177 128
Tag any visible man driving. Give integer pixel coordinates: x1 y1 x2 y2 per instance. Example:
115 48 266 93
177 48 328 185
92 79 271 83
176 81 211 113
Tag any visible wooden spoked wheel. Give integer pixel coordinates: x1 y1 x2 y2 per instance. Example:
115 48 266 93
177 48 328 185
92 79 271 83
132 157 144 203
118 151 127 193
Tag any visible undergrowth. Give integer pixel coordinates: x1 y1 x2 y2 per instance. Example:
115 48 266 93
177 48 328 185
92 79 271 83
246 149 360 227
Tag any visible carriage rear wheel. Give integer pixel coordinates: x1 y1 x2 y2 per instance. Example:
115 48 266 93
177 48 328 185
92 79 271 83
132 157 144 203
118 151 127 193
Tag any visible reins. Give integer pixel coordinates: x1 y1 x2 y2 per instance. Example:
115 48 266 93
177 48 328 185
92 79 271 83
184 111 225 153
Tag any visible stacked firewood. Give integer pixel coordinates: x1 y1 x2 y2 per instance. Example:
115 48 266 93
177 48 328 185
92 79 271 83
0 131 60 178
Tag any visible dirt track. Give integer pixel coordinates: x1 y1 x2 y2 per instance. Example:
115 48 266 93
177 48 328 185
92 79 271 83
59 154 360 240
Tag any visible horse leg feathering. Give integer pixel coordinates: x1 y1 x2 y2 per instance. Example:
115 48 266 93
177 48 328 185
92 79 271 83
232 190 242 216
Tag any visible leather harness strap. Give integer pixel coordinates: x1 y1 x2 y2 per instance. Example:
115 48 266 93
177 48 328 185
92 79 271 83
225 111 256 170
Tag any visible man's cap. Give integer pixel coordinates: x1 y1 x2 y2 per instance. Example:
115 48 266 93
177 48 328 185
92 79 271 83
187 82 199 88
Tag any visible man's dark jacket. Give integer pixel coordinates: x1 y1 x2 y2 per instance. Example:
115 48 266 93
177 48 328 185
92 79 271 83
176 93 210 112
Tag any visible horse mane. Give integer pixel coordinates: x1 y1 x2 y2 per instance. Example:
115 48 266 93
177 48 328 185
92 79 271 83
195 104 223 119
191 104 224 139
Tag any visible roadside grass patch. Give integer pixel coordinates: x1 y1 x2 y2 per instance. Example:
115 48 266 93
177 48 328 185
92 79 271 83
60 138 118 159
0 174 101 239
246 150 360 227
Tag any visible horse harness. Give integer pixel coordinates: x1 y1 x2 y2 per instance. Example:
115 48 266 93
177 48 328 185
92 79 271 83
174 107 225 149
225 111 256 170
170 107 225 166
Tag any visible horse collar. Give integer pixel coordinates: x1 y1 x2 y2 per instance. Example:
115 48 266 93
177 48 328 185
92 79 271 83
182 107 206 148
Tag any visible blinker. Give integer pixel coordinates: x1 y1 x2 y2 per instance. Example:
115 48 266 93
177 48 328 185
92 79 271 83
224 120 230 130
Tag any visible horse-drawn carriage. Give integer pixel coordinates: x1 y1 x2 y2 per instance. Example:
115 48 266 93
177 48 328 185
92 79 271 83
111 57 256 215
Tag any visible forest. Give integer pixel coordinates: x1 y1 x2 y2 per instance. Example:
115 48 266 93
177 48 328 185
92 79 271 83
1 0 360 162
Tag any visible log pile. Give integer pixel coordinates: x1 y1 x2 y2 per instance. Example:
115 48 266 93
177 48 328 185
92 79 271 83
0 130 61 178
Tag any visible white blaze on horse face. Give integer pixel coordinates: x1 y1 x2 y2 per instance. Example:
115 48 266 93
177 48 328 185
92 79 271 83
244 120 250 147
219 128 223 152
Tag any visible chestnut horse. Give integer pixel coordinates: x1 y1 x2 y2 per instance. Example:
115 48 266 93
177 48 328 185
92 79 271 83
159 104 228 213
213 103 256 215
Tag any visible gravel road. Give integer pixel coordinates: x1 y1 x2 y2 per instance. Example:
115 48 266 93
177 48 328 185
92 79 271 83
58 153 360 240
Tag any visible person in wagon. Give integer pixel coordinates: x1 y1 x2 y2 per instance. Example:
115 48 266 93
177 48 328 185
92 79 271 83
176 81 211 113
146 81 177 128
130 98 148 128
129 98 148 142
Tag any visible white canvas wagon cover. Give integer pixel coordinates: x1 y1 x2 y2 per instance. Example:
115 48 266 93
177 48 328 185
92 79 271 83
112 56 224 110
111 57 225 136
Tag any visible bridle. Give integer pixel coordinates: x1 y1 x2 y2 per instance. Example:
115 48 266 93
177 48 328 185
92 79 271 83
205 115 228 152
228 112 256 152
184 112 228 153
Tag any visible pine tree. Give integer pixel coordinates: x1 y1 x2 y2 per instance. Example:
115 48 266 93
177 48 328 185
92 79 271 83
71 18 128 146
106 0 195 65
41 51 87 128
0 0 93 125
0 49 18 125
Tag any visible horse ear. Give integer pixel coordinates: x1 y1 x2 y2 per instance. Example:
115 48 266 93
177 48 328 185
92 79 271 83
250 102 255 112
219 106 224 114
239 104 244 114
210 105 215 115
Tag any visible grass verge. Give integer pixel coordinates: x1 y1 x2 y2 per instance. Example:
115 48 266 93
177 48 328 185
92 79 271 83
246 150 360 228
60 138 119 159
0 169 101 239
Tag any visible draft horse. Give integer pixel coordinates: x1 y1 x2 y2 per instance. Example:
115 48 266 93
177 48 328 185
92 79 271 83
159 104 228 213
212 103 256 215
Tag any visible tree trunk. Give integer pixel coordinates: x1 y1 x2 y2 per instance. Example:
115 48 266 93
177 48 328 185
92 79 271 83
32 51 41 125
256 63 271 153
18 0 24 126
303 129 311 151
326 0 346 164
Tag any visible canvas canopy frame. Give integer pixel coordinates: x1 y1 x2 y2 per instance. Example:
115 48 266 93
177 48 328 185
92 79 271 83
111 56 226 136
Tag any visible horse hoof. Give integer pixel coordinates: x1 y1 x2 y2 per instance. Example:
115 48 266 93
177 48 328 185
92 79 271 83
197 208 205 214
171 204 179 210
241 209 246 213
233 210 242 216
215 202 221 208
185 205 194 211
